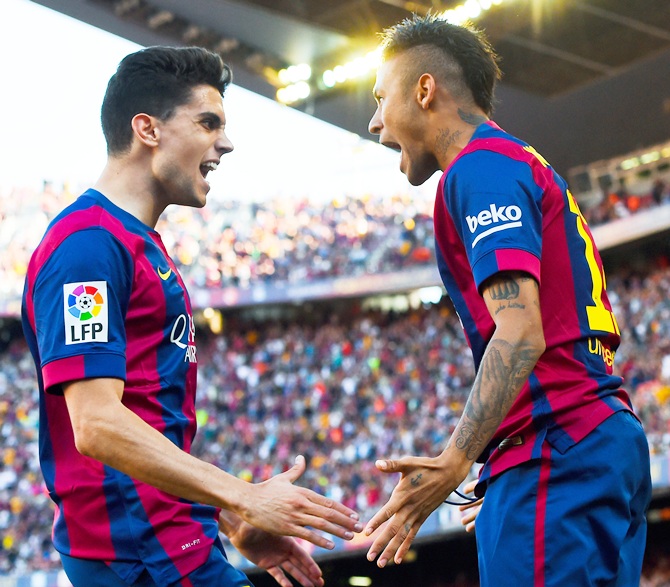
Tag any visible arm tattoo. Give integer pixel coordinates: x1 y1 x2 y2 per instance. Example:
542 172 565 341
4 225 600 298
453 340 539 461
489 279 519 300
489 275 534 314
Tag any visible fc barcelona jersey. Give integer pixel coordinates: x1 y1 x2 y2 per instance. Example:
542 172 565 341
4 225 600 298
22 190 218 584
433 122 632 486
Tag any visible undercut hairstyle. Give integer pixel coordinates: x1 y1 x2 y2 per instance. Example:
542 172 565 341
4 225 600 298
101 46 232 155
379 14 501 116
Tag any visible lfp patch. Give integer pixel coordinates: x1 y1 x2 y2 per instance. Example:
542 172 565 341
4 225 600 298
63 281 109 345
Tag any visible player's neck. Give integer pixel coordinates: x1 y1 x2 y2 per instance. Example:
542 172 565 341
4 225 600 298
93 158 165 228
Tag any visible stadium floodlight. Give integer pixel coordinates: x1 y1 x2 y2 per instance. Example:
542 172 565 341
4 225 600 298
278 63 312 85
438 0 507 24
322 69 337 88
640 151 661 165
620 157 640 171
276 81 311 104
464 0 483 19
281 0 504 104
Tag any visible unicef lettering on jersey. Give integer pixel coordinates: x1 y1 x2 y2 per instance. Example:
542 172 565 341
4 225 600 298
465 203 523 248
63 281 109 344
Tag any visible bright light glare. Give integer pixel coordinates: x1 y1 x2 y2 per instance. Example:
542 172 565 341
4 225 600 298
439 0 506 24
348 578 372 587
418 286 444 305
464 0 482 18
278 63 312 85
276 81 311 104
320 48 381 89
322 69 336 87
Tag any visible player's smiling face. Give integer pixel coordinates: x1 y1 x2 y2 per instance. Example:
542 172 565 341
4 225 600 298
152 84 233 208
369 54 440 186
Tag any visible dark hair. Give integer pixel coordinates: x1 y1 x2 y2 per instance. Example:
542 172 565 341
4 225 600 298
379 14 501 116
101 46 232 155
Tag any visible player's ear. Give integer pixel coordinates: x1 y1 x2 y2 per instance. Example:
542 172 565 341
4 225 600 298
417 73 437 110
131 113 160 147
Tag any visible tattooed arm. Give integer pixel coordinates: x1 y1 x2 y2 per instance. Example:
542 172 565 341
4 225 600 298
365 271 545 568
453 271 545 461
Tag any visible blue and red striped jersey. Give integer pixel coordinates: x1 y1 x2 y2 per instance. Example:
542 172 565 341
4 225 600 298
22 189 218 584
433 121 632 486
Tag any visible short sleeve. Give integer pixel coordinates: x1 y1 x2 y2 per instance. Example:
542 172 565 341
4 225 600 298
31 228 134 393
443 149 543 289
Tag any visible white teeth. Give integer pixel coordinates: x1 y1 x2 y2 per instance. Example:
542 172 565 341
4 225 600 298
202 162 218 171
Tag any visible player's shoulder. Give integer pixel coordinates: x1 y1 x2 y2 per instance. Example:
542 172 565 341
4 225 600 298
31 192 139 275
43 189 147 250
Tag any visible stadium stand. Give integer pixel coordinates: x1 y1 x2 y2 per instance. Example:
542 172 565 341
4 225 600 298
2 139 670 584
1 165 669 317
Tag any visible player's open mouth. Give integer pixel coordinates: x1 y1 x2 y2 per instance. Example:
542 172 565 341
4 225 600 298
382 140 401 153
200 161 218 179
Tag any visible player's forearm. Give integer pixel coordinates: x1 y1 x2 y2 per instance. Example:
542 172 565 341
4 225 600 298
69 388 248 514
447 334 544 463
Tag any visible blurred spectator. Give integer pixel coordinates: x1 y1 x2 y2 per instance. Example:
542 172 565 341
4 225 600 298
3 258 670 579
2 179 670 580
2 177 668 307
652 179 668 206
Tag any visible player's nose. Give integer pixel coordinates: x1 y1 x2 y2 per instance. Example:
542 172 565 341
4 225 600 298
368 107 382 136
216 130 234 155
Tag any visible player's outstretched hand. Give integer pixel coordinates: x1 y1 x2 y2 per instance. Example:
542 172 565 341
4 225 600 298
242 455 362 550
458 479 483 533
364 454 463 568
220 511 324 587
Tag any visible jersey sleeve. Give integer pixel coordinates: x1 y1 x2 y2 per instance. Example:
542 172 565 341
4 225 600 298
443 149 543 289
31 228 134 394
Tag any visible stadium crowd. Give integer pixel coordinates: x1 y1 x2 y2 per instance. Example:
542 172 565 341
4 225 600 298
2 258 670 582
1 180 670 583
2 178 668 305
584 178 669 226
0 182 435 304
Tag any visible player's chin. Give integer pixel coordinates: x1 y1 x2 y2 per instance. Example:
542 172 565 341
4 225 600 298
406 164 436 186
192 181 210 207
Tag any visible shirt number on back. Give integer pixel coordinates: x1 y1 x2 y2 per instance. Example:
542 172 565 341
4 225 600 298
567 190 620 335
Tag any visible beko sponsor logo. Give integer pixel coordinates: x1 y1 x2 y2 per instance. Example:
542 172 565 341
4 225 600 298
466 203 522 247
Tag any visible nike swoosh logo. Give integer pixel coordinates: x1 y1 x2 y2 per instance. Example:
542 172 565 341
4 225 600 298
157 266 172 280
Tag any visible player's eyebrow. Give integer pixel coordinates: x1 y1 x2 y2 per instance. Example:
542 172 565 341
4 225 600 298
198 112 225 127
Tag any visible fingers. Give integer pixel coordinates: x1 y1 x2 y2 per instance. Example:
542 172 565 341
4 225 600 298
258 460 362 546
462 479 478 494
309 491 360 522
460 505 480 532
294 514 363 550
365 501 396 536
267 566 292 587
287 546 322 578
458 496 482 512
280 557 323 587
278 456 361 526
375 459 402 473
286 550 323 586
267 563 319 587
298 492 362 542
281 454 307 484
282 493 363 548
457 479 482 532
366 518 418 568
